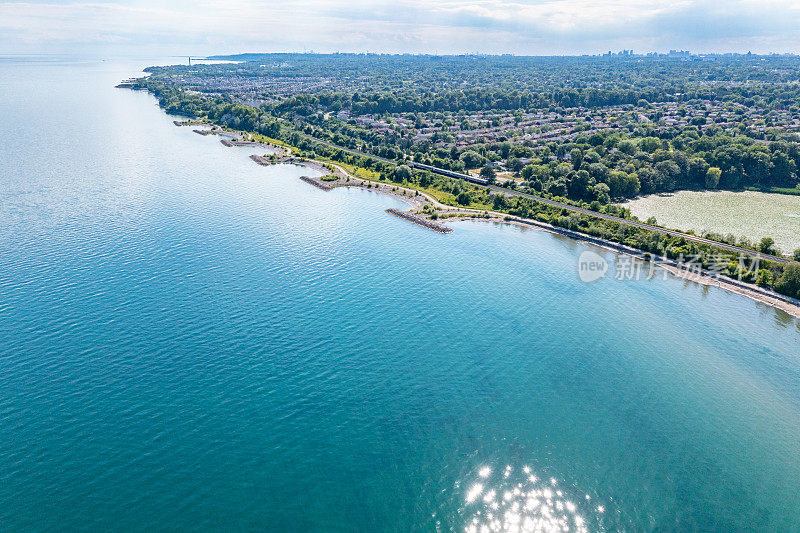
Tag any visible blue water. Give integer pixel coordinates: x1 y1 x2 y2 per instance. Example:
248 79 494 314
1 58 800 532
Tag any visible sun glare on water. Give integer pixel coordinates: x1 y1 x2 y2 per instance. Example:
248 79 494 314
460 465 607 533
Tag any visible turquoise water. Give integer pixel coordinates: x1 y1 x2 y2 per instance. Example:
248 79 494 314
1 58 800 531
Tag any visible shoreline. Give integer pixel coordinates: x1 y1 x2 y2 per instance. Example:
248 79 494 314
503 217 800 319
296 165 800 318
207 125 800 320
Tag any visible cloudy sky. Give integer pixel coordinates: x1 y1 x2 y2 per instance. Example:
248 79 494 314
1 0 799 56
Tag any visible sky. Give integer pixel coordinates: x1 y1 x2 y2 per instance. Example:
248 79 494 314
1 0 800 57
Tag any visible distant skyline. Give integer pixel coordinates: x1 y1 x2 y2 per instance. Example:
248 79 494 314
2 0 800 57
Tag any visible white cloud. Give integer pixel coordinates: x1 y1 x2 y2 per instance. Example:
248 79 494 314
1 0 799 55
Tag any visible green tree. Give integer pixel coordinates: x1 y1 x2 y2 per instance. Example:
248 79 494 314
480 165 497 184
774 263 800 299
521 164 537 180
394 164 412 182
568 170 592 199
705 167 722 189
460 150 486 169
743 149 772 186
547 179 568 197
507 157 523 174
756 269 773 287
570 148 583 170
592 183 611 204
688 158 709 186
608 171 640 198
639 137 662 153
618 140 636 155
759 237 777 255
654 160 681 190
456 191 472 205
770 151 797 186
584 151 601 165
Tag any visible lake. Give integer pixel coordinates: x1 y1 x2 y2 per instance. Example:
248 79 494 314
1 57 800 531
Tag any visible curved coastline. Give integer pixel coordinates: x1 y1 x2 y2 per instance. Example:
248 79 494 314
203 123 800 320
